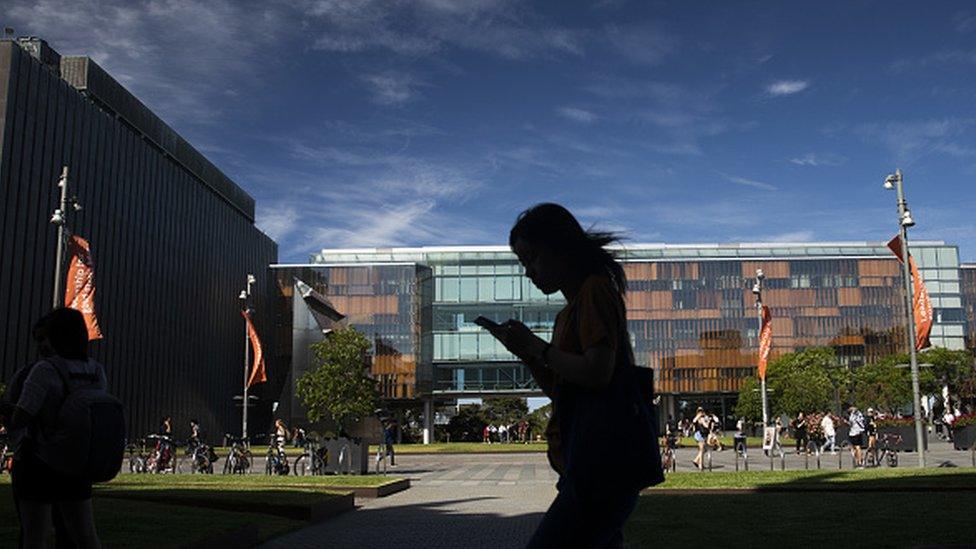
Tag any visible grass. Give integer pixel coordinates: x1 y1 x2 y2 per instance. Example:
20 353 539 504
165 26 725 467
627 469 976 547
649 467 976 490
105 472 405 489
0 472 404 546
0 481 305 547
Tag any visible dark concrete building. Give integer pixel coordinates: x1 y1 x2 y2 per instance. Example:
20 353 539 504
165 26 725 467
0 39 277 439
963 264 976 353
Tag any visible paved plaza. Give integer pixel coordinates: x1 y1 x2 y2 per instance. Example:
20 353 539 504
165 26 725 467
260 439 974 548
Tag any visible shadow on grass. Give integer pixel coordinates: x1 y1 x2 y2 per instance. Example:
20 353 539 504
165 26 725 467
260 495 546 549
632 469 976 548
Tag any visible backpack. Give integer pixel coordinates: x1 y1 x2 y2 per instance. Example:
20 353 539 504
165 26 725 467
36 358 126 482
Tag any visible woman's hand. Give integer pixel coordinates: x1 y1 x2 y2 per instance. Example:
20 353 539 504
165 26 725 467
484 320 547 364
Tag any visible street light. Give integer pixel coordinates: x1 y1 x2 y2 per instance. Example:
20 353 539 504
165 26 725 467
882 169 926 467
753 268 769 427
240 274 255 445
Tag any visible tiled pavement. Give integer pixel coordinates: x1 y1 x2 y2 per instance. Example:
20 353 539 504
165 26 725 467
260 441 975 548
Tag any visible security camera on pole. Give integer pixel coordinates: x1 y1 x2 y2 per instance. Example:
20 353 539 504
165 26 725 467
882 169 927 467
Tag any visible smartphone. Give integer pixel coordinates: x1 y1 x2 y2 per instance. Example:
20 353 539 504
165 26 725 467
474 316 501 330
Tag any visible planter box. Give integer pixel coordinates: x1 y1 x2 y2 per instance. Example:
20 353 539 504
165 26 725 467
952 425 976 450
877 425 928 452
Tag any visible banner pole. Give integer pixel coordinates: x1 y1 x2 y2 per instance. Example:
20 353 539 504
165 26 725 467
52 166 69 308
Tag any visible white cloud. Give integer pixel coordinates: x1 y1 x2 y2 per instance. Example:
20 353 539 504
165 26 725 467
361 71 424 105
767 230 815 243
603 23 677 66
716 171 777 191
855 118 973 163
556 107 597 124
766 80 809 96
789 153 845 167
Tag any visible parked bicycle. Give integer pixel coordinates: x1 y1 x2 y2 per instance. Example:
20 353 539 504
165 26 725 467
266 434 290 476
293 436 328 476
126 439 149 473
185 440 216 474
0 434 11 474
145 433 178 473
223 435 251 475
865 433 900 468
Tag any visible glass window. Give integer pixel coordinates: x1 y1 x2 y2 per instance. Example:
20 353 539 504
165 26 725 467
919 248 938 267
443 265 459 275
460 265 478 275
938 247 959 267
460 278 478 301
441 277 459 302
459 333 478 359
940 269 959 280
477 265 494 274
495 276 516 300
939 296 962 308
478 276 494 301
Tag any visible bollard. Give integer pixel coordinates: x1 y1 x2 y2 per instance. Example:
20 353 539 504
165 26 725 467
804 452 809 470
707 451 713 472
769 452 774 471
780 451 786 471
744 452 749 471
816 450 821 470
972 446 975 468
735 450 739 472
838 448 843 470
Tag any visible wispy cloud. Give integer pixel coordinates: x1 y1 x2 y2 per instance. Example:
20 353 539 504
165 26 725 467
766 80 809 96
603 23 677 66
361 71 425 105
716 171 777 191
767 230 815 242
789 153 845 167
890 49 976 73
855 118 974 163
301 0 585 59
557 107 597 123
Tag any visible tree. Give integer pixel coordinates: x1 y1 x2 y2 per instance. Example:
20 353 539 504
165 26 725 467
445 405 488 442
527 402 552 441
295 327 378 433
735 347 837 421
482 396 528 425
919 348 976 401
851 358 915 413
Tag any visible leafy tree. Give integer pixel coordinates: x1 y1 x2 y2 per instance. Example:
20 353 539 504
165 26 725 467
919 348 976 399
735 347 837 421
527 402 552 441
296 327 378 433
445 405 488 442
482 396 528 425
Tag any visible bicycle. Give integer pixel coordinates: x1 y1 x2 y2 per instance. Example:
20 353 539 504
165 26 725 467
145 434 177 473
223 435 252 475
294 437 328 476
265 434 290 476
865 433 900 468
0 434 11 474
185 441 216 474
126 440 148 473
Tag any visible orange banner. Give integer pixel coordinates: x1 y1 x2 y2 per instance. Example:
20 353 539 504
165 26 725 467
64 235 103 340
887 236 933 350
241 310 267 387
757 305 772 380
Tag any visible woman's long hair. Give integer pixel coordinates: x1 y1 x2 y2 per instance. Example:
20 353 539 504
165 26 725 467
508 203 627 296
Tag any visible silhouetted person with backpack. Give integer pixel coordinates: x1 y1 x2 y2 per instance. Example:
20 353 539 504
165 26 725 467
482 204 664 548
1 308 123 548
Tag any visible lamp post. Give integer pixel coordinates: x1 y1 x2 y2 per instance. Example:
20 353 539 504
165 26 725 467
50 166 81 307
883 169 926 467
753 269 769 426
240 273 255 444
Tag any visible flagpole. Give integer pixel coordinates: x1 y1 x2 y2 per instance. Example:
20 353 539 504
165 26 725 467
755 269 770 427
885 170 925 467
51 166 70 308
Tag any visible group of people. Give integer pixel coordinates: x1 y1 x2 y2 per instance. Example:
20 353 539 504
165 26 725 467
482 420 531 444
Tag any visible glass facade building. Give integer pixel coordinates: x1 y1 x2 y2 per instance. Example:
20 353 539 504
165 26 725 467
275 241 968 423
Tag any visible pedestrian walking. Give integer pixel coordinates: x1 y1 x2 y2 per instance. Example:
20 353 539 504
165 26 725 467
848 406 866 468
482 203 662 548
692 408 708 469
820 412 837 454
792 412 809 454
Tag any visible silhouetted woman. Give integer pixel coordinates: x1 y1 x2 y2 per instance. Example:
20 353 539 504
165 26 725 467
483 203 663 548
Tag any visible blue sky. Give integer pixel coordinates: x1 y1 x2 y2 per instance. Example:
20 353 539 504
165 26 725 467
8 1 976 263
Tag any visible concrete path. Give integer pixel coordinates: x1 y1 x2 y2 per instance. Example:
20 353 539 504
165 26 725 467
260 453 557 549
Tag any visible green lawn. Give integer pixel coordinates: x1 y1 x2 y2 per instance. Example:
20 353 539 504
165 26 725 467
106 472 405 489
628 469 976 547
0 482 307 547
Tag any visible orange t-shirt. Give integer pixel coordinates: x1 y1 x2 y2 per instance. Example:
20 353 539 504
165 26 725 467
544 274 629 475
